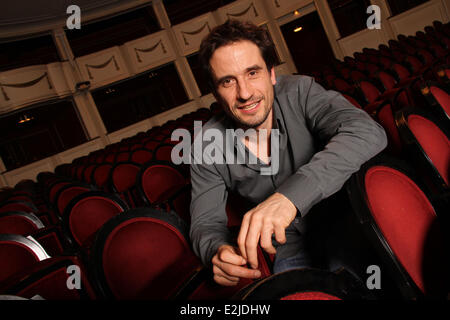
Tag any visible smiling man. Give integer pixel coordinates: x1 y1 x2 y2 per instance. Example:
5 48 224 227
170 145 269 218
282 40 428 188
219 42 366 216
189 20 387 286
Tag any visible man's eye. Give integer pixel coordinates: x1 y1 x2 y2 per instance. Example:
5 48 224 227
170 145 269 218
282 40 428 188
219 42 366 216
222 79 235 87
249 70 259 77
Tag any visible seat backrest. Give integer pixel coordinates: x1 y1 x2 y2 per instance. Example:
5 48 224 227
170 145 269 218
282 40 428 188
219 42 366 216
379 56 394 69
0 200 37 214
75 165 86 181
4 256 96 300
236 268 370 300
130 148 153 165
365 63 380 74
349 161 449 298
417 49 435 66
62 191 127 248
143 140 160 151
332 78 353 94
104 153 117 163
350 70 366 82
109 162 141 193
48 180 70 204
153 144 175 162
376 103 403 156
138 162 185 203
90 208 202 299
0 234 49 284
82 164 97 183
405 55 424 73
392 63 411 81
377 71 397 90
406 113 449 185
5 194 34 204
429 85 450 117
54 184 91 217
92 164 113 189
0 212 44 235
114 151 130 163
358 80 381 104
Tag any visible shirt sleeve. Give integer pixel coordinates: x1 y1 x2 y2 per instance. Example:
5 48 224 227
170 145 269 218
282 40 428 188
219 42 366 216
189 140 233 267
276 76 387 216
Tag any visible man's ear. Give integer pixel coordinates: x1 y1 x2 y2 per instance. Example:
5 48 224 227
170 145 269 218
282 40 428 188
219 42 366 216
270 67 276 85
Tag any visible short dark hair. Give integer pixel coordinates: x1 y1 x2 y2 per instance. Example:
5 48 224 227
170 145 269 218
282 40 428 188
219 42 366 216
198 20 276 91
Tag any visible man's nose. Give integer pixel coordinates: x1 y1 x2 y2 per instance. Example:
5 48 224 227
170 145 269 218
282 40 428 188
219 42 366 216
237 78 254 101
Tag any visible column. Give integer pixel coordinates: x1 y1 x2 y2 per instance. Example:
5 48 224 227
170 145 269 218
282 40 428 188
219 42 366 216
51 28 109 144
313 0 345 60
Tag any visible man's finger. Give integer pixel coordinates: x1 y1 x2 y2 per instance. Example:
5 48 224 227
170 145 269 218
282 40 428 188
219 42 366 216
216 260 261 279
213 265 240 283
219 246 247 265
245 218 262 269
214 274 239 286
274 224 287 245
237 212 252 260
260 224 276 254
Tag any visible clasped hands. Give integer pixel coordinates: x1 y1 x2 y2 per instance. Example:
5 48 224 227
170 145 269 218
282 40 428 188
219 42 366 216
211 192 297 286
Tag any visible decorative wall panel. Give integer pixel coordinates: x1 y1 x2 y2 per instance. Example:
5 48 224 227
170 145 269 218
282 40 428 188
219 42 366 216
75 46 130 89
123 30 176 74
0 63 71 114
217 0 268 26
172 13 217 56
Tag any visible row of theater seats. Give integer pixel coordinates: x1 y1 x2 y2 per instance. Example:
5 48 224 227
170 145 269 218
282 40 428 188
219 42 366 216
312 21 450 299
0 107 272 300
310 21 450 196
0 21 449 300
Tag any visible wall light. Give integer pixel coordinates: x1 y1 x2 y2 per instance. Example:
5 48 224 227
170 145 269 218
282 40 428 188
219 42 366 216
18 114 34 124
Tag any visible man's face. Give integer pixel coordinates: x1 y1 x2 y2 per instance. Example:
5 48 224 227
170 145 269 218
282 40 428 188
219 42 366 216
209 40 277 130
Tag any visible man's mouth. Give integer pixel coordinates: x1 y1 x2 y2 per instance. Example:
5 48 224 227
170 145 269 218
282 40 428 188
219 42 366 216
237 100 261 112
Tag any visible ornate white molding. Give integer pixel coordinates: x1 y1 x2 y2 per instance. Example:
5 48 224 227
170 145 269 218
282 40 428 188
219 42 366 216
123 30 176 74
0 72 52 101
76 46 130 89
264 0 314 19
0 63 72 114
217 0 268 25
172 13 217 56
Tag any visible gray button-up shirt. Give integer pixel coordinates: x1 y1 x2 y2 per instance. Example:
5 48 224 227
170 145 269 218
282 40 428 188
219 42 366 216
189 75 387 267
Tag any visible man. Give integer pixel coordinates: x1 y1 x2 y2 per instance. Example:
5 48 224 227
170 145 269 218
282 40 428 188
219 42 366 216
189 20 387 286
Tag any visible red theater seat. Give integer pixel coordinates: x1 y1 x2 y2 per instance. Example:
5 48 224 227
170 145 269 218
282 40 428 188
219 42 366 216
89 208 204 299
62 191 128 251
396 108 449 192
108 162 142 208
1 255 96 300
347 156 449 299
130 148 153 165
0 234 49 285
91 164 113 190
53 183 93 218
137 161 187 208
0 200 37 214
0 211 44 235
234 268 371 300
